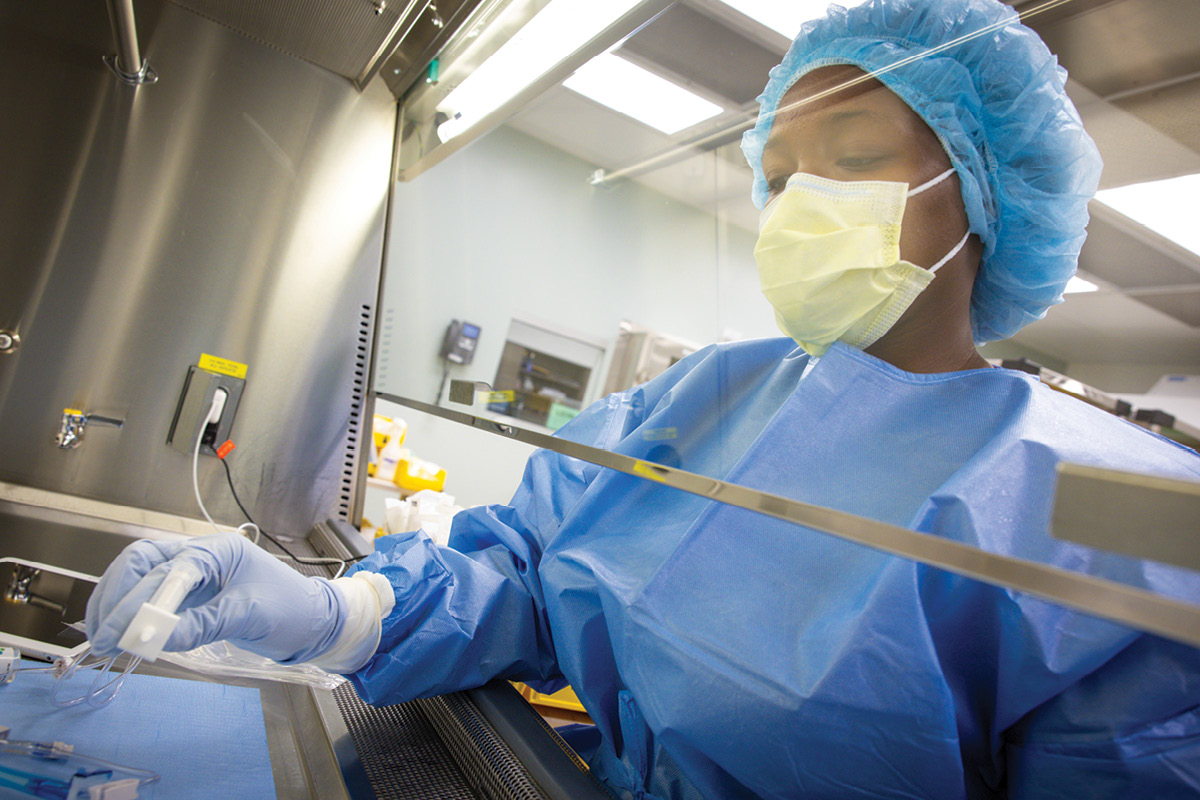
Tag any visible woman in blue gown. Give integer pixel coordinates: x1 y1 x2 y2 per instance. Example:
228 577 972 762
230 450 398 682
88 0 1200 797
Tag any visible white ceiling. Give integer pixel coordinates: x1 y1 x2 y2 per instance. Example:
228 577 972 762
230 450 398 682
506 0 1200 374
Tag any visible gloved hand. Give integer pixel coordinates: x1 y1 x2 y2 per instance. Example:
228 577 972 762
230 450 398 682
86 532 393 672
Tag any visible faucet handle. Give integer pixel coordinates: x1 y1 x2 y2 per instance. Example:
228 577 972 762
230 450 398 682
56 409 88 449
56 408 124 449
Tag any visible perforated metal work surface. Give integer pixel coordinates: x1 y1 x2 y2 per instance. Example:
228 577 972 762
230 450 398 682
333 679 612 800
414 693 547 800
333 682 478 799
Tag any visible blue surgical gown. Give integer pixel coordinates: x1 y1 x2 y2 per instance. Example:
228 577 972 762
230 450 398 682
350 339 1200 799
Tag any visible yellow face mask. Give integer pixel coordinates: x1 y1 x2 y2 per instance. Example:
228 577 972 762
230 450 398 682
754 169 968 357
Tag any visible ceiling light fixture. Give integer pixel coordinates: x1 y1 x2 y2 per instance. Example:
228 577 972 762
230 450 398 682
1094 174 1200 258
1063 275 1099 294
436 0 643 143
718 0 853 39
562 52 723 135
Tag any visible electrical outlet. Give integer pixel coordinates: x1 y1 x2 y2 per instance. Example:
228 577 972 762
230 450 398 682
167 365 245 456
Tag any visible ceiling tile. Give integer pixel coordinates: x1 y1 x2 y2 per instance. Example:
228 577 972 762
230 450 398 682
1015 291 1200 365
1134 288 1200 328
1024 0 1200 98
1082 207 1200 289
618 3 780 106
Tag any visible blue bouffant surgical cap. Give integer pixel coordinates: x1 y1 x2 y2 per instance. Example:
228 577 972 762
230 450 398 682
741 0 1103 343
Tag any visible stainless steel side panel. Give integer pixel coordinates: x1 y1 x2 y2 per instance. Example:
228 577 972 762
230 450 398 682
0 1 395 537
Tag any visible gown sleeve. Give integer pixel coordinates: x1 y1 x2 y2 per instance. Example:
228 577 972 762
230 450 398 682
345 351 710 706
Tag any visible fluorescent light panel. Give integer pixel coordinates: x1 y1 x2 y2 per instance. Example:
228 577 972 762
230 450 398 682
1094 174 1200 258
718 0 848 39
562 53 723 134
1064 275 1098 294
437 0 642 142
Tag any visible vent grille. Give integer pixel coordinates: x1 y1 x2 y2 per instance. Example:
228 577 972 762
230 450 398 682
414 692 547 800
332 682 553 800
376 306 395 390
338 304 372 520
332 683 477 799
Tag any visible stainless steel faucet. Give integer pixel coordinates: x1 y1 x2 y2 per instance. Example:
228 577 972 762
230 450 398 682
56 409 124 449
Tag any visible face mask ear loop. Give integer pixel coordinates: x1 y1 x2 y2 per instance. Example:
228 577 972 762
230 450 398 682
906 167 957 198
928 231 972 274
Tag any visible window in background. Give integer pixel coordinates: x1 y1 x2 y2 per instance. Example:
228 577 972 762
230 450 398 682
488 318 607 431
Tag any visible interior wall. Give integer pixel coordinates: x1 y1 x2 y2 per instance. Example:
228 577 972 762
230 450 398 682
0 2 395 536
377 125 775 507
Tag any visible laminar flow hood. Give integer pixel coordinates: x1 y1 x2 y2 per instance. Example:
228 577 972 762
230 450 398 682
162 0 486 94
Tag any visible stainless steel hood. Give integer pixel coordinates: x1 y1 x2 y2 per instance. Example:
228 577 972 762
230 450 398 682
163 0 486 92
0 0 396 534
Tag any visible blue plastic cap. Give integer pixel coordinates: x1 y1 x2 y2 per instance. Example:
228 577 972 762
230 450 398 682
741 0 1104 343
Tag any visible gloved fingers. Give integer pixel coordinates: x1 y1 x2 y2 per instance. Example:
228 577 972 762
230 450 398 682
109 533 343 662
85 535 249 657
167 576 343 663
85 538 187 648
103 532 261 619
167 591 278 658
86 561 175 657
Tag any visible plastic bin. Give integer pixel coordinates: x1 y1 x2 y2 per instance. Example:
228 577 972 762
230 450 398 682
393 458 446 493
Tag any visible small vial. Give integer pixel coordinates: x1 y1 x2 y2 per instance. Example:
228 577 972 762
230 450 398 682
0 646 19 685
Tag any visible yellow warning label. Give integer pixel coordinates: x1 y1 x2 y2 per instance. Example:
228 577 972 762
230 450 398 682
632 460 668 483
199 353 248 380
485 391 516 403
63 408 83 417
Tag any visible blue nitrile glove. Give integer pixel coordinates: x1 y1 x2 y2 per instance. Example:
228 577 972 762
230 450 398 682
85 532 394 672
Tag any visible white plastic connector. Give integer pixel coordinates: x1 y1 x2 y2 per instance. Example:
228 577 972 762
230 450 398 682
116 560 203 662
207 388 228 424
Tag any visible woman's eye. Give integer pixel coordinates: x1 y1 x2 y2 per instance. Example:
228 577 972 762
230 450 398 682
765 175 788 195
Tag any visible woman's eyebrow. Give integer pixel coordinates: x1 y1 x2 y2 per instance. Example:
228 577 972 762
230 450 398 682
825 110 873 125
825 109 885 126
763 108 889 158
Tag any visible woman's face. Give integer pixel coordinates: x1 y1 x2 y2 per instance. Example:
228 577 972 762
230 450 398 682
761 64 970 275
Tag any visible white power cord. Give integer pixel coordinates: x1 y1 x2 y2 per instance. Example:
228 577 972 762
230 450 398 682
192 390 228 534
191 390 349 579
